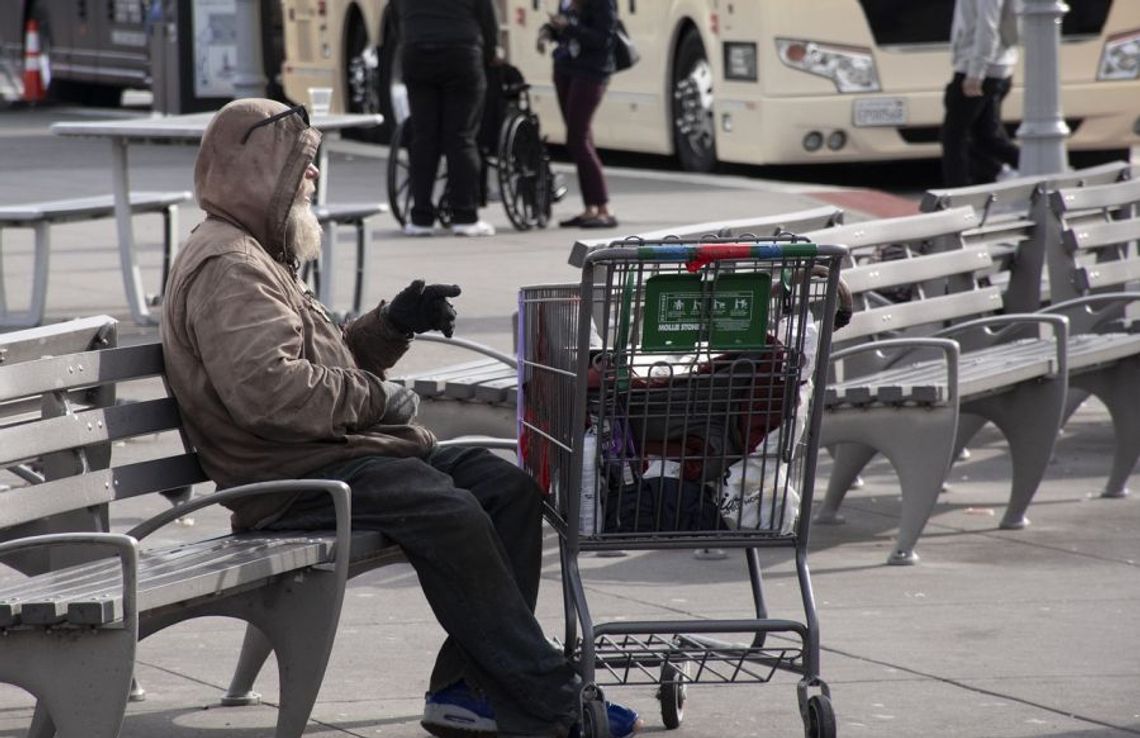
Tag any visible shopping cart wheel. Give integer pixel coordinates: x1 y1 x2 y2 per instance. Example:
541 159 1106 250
582 698 612 738
803 694 836 738
657 662 686 729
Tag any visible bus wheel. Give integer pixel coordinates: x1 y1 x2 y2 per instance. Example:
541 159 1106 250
344 14 382 141
671 30 717 172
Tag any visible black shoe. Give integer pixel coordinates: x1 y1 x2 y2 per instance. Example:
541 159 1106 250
559 215 585 228
579 214 618 229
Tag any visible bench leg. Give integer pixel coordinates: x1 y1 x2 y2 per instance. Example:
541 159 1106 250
963 374 1068 530
0 222 50 329
159 203 180 299
139 564 348 738
1071 360 1140 498
820 404 959 565
221 624 273 706
3 627 135 738
816 442 878 523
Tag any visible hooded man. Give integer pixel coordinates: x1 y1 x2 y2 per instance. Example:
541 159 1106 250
160 99 641 738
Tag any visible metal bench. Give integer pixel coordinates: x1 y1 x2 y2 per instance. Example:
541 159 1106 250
1041 177 1140 498
390 206 847 443
0 191 191 329
798 207 1070 564
0 316 400 738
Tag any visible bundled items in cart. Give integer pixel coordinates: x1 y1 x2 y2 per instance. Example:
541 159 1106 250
582 311 819 537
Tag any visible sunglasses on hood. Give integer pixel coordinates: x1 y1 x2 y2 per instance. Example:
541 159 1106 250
240 104 311 145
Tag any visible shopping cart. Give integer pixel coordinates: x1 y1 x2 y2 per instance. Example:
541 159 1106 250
518 236 846 738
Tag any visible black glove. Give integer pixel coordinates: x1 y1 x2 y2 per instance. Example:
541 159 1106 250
379 380 419 424
385 279 461 338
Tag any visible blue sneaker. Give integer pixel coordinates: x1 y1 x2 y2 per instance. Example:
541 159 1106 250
569 701 642 738
422 681 497 738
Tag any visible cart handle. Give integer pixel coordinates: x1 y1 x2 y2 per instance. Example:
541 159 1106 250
582 241 848 272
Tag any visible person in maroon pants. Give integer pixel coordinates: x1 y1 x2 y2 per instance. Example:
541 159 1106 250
541 0 619 229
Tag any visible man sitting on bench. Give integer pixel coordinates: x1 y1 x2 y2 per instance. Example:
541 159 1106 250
159 98 641 738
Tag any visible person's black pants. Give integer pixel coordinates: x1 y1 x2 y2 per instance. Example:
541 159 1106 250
940 72 1020 187
403 44 487 226
264 445 579 734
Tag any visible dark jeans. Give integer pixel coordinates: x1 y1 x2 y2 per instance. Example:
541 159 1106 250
554 70 609 208
940 72 1020 187
265 446 579 734
403 44 487 226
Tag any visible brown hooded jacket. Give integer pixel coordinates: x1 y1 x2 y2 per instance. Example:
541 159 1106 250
161 98 435 530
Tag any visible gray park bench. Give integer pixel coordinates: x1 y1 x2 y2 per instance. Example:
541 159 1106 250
920 160 1135 312
0 191 191 329
925 164 1140 499
390 205 846 443
797 207 1070 564
0 315 401 738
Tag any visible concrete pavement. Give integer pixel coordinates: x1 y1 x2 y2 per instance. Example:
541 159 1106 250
0 106 1137 738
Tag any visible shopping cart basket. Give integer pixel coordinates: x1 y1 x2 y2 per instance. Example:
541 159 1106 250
518 236 846 738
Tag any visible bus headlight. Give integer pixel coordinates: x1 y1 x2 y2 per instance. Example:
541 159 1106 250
1098 30 1140 81
776 38 880 93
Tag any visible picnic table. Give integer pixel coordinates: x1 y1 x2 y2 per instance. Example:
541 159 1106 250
50 111 383 325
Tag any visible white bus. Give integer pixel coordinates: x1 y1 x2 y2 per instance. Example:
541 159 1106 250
280 0 1140 169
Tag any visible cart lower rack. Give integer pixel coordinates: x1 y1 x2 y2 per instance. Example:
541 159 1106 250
519 236 847 738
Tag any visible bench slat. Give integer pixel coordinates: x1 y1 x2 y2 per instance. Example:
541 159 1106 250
1052 178 1140 213
843 287 1004 340
1066 332 1140 371
0 455 208 530
1065 218 1140 252
0 191 191 224
16 535 335 626
0 398 182 467
842 247 994 294
800 207 980 249
0 343 164 403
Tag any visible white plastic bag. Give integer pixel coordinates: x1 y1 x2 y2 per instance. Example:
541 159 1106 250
717 457 800 534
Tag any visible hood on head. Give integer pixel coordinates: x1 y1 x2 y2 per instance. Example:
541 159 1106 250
194 98 322 265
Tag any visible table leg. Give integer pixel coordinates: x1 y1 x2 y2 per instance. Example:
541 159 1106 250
315 141 334 307
110 138 155 325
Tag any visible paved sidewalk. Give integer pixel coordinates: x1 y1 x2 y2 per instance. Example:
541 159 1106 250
0 108 1137 738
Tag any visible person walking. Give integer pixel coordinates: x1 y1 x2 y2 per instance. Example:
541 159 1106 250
161 98 643 738
940 0 1022 187
393 0 498 237
541 0 619 229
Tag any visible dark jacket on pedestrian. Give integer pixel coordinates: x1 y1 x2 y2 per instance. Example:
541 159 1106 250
161 98 435 531
392 0 499 66
551 0 617 79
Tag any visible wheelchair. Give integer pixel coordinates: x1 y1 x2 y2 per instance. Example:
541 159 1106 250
386 64 565 231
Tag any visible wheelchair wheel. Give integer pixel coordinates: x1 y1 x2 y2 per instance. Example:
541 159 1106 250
497 112 549 230
386 120 413 227
386 119 451 228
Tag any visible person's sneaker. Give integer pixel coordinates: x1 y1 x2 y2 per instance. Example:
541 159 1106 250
568 701 642 738
451 220 496 237
422 681 497 738
403 222 435 237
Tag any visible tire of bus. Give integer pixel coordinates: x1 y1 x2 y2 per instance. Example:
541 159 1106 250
342 9 384 143
671 29 717 173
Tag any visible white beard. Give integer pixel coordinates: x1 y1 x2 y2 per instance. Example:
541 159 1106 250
285 199 323 264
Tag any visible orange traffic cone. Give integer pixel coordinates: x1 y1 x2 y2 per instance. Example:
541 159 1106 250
22 19 46 104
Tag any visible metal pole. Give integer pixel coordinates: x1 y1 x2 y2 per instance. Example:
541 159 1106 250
231 0 266 99
1017 0 1070 175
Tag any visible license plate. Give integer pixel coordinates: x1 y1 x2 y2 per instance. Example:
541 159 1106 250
853 97 907 127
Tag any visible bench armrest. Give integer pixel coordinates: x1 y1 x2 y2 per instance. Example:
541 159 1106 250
1039 291 1140 327
437 436 518 451
0 533 139 627
830 338 961 406
933 314 1069 378
416 334 517 369
126 480 352 582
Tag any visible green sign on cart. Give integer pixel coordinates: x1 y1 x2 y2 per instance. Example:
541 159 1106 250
641 272 771 351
